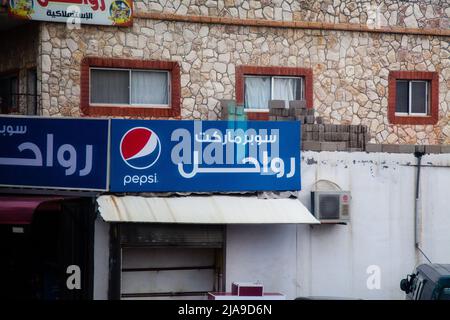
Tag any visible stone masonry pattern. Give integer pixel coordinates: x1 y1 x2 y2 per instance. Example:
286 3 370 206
19 0 450 144
136 0 449 30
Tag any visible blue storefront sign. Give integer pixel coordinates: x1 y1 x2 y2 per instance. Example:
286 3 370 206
110 120 301 192
0 116 109 191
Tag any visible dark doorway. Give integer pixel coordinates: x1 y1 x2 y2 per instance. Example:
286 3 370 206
0 197 95 300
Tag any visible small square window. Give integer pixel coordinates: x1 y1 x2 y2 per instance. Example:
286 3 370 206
388 71 438 125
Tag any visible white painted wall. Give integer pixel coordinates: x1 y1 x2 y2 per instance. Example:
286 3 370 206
93 151 450 299
226 224 298 298
226 151 450 300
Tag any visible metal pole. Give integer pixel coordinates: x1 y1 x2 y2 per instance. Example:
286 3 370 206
413 151 423 247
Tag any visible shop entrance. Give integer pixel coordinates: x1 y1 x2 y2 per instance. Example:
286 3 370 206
110 224 225 300
0 197 95 300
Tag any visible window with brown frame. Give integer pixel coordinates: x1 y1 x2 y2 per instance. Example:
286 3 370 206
243 75 305 110
388 71 439 125
80 58 181 118
235 66 313 120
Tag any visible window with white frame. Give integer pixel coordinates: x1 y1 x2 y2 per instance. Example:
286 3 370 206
244 76 304 110
90 68 170 107
396 80 429 115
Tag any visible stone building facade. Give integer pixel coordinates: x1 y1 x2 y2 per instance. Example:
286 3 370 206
1 0 449 144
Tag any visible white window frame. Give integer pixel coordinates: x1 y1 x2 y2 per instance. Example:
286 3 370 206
243 75 305 112
89 67 171 108
409 80 428 116
395 80 429 117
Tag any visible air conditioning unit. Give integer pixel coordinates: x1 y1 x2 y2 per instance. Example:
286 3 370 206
311 191 350 223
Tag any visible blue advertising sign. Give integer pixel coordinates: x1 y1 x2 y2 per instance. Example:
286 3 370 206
0 116 109 191
110 120 301 192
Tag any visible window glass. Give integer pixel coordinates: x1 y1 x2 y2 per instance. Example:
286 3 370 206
411 81 427 114
419 280 434 300
244 76 304 109
244 76 271 109
396 80 409 113
395 80 429 115
131 71 168 105
0 75 18 114
439 288 450 300
90 69 130 104
273 77 302 101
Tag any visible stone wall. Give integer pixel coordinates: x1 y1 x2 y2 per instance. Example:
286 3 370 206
1 23 39 115
39 13 450 144
136 0 450 30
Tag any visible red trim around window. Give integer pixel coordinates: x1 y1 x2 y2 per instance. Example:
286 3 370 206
80 57 181 118
388 71 439 125
236 65 314 120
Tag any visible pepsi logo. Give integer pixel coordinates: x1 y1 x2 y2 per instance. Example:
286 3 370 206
120 127 161 170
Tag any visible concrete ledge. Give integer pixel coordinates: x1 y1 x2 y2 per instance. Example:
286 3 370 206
365 144 382 152
134 12 450 37
366 144 450 154
303 143 450 154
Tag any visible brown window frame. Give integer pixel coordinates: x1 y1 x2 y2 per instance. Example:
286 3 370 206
388 71 439 125
81 57 181 118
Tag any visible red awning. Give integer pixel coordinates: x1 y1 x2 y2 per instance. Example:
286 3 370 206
0 196 65 225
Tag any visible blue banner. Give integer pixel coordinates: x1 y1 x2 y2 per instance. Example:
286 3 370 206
110 120 301 192
0 116 109 190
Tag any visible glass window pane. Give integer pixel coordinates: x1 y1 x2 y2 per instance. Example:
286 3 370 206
411 81 427 114
131 71 169 105
299 77 304 100
244 76 271 109
439 288 450 300
91 69 129 104
273 77 302 102
396 80 409 113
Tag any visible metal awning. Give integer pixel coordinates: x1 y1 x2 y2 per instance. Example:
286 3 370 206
0 195 65 225
97 195 320 224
